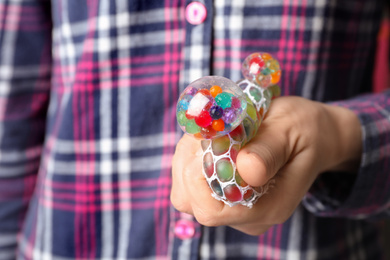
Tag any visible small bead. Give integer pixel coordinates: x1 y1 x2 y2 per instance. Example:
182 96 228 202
184 86 198 96
209 105 223 119
229 124 246 142
230 144 240 163
177 110 188 126
216 158 233 182
249 87 262 102
211 135 230 155
222 107 237 124
195 110 212 128
246 104 257 122
261 67 272 75
185 110 195 120
224 184 242 202
186 120 200 134
269 84 281 97
193 133 204 139
249 56 264 75
198 88 211 97
210 85 222 98
244 189 254 201
201 139 211 151
215 92 233 109
262 53 272 60
231 97 241 109
200 125 217 139
203 152 214 178
211 179 223 197
271 71 281 84
212 119 225 132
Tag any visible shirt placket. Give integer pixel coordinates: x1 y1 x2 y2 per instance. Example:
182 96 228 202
170 1 213 260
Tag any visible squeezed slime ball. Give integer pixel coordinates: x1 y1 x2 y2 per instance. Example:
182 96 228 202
177 76 247 139
177 53 281 208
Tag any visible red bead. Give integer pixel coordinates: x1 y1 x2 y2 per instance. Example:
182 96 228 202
243 189 254 201
229 124 245 142
231 97 241 109
201 125 217 139
198 88 211 97
185 110 195 120
224 184 242 202
230 145 239 162
249 56 264 74
203 101 213 111
203 152 214 178
195 110 212 128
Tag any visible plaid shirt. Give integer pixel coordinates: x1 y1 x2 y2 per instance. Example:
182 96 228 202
0 0 389 259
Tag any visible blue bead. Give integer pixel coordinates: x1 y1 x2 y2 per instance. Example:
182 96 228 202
178 100 189 110
209 105 223 119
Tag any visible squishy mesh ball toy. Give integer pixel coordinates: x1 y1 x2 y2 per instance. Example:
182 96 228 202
176 52 281 208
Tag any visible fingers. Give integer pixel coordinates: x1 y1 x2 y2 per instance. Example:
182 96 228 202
171 135 197 215
236 97 305 187
236 120 291 187
171 135 225 222
170 96 334 236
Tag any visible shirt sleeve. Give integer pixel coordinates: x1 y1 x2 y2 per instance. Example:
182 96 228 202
302 90 390 220
0 1 52 258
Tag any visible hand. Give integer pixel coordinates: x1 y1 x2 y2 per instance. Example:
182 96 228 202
171 96 362 235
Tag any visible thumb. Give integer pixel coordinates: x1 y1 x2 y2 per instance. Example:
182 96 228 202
236 124 290 187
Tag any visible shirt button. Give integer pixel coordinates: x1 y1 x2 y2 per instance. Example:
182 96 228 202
185 2 207 25
174 219 195 240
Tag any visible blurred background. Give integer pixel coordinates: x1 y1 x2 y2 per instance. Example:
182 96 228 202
375 7 390 259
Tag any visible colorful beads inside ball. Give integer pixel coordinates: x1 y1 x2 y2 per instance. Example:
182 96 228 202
177 76 247 139
241 52 281 88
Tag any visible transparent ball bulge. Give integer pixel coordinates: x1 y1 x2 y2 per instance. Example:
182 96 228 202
241 52 281 88
176 76 247 139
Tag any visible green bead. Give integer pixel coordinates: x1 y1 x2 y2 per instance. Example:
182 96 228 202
243 118 254 141
270 84 281 97
249 87 262 102
246 103 257 122
216 158 233 182
211 135 230 156
261 67 272 75
215 92 233 109
268 59 280 72
177 110 188 126
186 120 200 134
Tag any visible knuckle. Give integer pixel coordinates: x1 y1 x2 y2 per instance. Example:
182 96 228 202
193 208 219 227
170 191 189 213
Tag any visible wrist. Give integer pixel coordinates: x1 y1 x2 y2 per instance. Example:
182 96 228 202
324 104 362 173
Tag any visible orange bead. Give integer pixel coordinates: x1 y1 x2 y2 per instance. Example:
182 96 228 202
259 107 264 118
194 133 204 140
210 85 223 98
212 119 225 131
271 71 281 84
262 53 272 61
198 88 211 96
